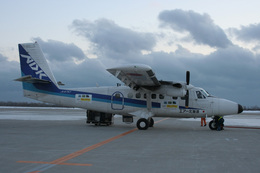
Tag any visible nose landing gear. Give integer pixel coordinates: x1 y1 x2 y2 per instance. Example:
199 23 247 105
209 120 217 130
209 116 224 131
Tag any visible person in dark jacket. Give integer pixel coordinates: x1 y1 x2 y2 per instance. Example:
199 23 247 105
217 116 224 131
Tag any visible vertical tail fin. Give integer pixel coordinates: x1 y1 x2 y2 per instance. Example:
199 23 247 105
18 42 58 85
15 42 60 100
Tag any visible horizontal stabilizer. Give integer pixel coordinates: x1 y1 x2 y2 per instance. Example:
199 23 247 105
14 75 51 84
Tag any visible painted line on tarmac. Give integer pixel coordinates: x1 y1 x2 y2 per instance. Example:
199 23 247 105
49 128 138 165
18 118 169 173
225 126 260 130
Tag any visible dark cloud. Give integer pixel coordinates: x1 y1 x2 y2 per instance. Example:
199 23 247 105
196 46 260 92
26 38 118 88
158 9 232 48
0 53 6 62
33 37 87 62
144 45 260 106
0 53 27 102
51 58 118 88
71 19 156 59
230 23 260 42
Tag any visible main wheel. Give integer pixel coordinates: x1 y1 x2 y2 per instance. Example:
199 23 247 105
137 118 149 130
209 120 217 130
149 118 154 127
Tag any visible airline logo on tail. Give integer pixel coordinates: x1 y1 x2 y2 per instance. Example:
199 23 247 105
20 54 47 79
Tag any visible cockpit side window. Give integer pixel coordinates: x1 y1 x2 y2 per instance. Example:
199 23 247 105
196 91 206 99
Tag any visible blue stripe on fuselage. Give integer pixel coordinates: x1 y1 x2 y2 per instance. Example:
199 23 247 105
22 82 160 108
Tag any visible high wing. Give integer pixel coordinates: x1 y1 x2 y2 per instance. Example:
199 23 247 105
107 64 161 89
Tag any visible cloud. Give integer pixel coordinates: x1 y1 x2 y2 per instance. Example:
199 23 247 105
230 23 260 42
29 38 115 88
158 9 232 48
71 18 156 59
0 53 28 102
51 58 118 88
0 53 6 62
196 45 260 88
33 37 87 62
144 45 260 106
26 38 118 88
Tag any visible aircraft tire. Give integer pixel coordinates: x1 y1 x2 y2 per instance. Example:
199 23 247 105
137 118 149 130
149 118 154 127
209 120 217 130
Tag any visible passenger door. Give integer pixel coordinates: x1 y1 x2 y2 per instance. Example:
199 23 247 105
111 91 124 110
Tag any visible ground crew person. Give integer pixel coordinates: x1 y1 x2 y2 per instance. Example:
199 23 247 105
201 117 206 126
217 116 224 131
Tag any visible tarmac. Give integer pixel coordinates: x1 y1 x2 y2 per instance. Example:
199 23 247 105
1 107 260 173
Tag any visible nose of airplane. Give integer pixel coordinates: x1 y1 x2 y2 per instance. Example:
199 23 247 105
238 104 243 114
214 99 243 115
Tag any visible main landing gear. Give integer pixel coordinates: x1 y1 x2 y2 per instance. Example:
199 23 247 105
136 118 154 130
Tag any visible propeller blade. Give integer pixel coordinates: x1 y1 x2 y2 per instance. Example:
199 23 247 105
185 90 189 107
185 71 190 107
186 71 190 85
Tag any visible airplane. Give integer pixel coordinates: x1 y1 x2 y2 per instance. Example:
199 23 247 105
15 42 243 130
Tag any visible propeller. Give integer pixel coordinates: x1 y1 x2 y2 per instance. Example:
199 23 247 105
186 71 190 85
185 71 190 108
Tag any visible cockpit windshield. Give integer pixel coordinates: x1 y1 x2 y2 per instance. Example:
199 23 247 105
200 89 210 97
196 88 211 99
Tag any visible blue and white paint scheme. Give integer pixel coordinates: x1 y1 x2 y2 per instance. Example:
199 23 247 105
15 42 243 130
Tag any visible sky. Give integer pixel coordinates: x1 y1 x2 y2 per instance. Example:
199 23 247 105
0 0 260 107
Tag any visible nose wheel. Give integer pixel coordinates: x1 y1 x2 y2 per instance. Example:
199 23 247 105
209 120 217 130
209 116 225 130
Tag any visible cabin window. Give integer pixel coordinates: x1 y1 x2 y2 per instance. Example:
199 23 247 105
159 94 164 99
144 93 147 99
136 93 141 98
151 94 156 99
172 97 177 100
181 96 186 100
127 93 133 98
